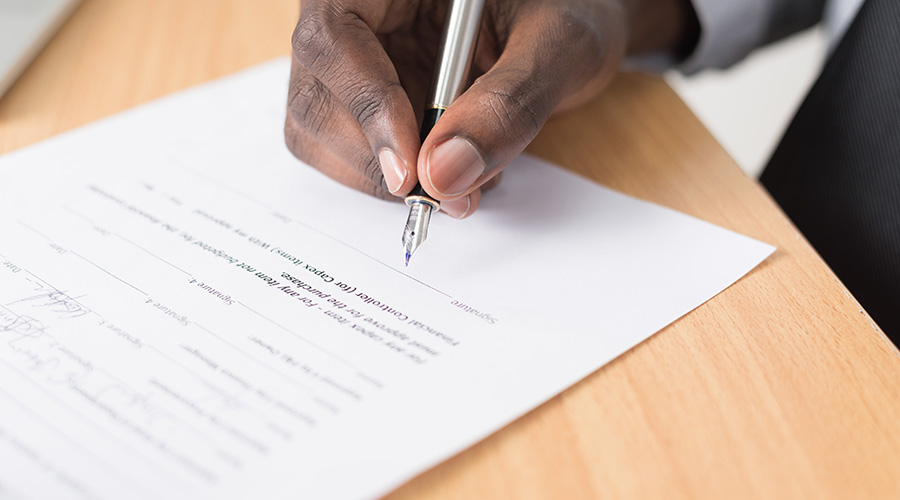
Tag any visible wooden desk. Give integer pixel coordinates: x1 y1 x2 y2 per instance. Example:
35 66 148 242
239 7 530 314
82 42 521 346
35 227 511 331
2 1 899 498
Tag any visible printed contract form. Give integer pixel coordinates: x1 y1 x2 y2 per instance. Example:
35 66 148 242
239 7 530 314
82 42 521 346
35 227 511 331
0 59 773 499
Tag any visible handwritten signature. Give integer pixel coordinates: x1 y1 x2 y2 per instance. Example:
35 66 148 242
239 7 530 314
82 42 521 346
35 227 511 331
9 280 91 319
0 306 47 343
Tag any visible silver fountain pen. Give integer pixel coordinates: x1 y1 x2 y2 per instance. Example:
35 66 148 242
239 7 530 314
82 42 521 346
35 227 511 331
402 0 485 266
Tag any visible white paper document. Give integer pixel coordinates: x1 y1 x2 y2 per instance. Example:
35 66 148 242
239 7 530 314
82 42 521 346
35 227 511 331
0 59 774 499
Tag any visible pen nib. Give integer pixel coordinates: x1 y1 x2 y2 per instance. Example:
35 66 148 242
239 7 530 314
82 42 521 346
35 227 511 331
402 200 434 266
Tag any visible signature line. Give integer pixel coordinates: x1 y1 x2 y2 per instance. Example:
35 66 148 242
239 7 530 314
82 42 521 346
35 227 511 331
69 251 147 296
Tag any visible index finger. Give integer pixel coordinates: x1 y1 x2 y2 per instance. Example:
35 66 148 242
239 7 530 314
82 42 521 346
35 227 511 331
292 0 421 196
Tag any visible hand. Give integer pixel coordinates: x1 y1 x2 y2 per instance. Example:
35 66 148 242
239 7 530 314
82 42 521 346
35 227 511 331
285 0 696 218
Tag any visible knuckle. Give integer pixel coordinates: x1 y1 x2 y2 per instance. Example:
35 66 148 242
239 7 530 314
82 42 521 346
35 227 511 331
292 7 340 71
285 114 392 201
352 152 393 201
344 83 393 130
287 73 331 134
360 151 387 190
477 77 545 145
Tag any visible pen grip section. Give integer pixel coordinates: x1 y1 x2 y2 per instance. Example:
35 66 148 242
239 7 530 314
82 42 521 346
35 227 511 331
419 107 445 143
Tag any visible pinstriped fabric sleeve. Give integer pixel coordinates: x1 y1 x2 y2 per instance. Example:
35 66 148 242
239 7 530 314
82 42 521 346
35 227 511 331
679 0 827 73
626 0 828 73
677 0 770 72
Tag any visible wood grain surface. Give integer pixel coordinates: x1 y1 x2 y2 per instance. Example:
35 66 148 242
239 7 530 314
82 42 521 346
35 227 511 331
1 1 898 498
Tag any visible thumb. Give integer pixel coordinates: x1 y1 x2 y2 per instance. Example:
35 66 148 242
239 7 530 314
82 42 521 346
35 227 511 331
416 6 621 202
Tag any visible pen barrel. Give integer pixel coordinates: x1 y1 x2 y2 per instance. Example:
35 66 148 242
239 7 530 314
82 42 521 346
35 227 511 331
428 0 485 109
408 0 484 207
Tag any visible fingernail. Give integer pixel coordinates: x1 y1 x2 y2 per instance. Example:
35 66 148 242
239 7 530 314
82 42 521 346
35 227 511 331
441 196 472 219
378 148 407 194
426 137 485 197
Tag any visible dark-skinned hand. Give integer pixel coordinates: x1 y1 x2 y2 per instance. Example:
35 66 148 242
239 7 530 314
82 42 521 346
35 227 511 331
285 0 696 218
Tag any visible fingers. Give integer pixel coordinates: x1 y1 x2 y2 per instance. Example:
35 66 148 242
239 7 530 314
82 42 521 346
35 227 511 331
441 189 481 219
285 109 395 200
417 2 624 202
439 172 502 219
291 0 421 196
286 57 394 199
287 0 624 221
